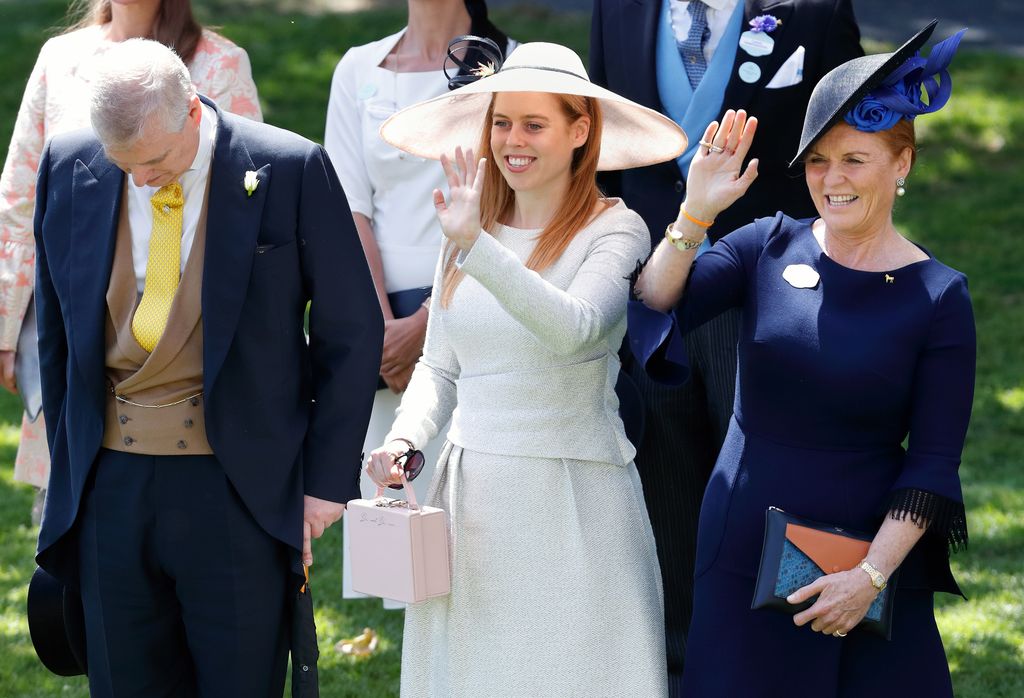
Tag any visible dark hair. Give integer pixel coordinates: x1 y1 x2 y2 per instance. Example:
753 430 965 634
68 0 203 65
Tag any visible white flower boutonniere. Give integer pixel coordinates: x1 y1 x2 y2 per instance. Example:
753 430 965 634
243 170 260 197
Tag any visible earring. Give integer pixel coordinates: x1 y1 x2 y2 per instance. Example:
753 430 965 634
896 177 906 197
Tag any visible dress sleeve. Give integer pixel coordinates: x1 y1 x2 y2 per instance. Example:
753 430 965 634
0 44 49 350
323 53 373 218
885 272 975 553
456 210 651 356
385 250 461 449
194 39 263 122
628 216 770 384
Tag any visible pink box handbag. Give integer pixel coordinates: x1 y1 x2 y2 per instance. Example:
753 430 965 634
347 474 450 604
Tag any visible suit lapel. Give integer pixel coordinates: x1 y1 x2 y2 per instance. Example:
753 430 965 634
201 102 271 395
635 0 666 111
721 0 796 114
70 151 122 408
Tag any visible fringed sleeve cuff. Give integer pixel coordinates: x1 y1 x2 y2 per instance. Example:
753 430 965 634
886 487 969 554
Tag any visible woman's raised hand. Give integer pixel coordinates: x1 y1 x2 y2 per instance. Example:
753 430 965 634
433 146 487 252
682 109 759 223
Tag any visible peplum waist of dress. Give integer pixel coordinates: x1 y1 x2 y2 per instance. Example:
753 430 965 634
447 354 636 466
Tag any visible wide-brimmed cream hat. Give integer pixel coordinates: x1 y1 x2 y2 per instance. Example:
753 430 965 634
379 42 687 171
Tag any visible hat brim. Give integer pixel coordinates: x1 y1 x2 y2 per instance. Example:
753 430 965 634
790 20 938 167
379 68 687 171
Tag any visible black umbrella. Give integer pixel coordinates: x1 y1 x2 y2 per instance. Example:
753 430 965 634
291 565 319 698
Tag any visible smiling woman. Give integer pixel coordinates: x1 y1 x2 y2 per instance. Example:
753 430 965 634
365 41 686 696
630 21 975 697
803 121 927 270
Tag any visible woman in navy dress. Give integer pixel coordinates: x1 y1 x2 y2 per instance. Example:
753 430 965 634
629 23 972 696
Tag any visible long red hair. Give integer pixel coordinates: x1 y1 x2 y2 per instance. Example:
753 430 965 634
440 93 604 307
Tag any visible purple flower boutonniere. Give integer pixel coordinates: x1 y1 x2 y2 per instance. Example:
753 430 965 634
749 14 782 33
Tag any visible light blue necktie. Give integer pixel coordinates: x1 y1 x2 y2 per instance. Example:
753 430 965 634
679 0 711 89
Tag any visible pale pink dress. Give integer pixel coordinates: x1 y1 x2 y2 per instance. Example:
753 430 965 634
0 25 263 487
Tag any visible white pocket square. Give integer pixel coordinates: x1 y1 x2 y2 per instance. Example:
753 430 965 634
765 46 805 89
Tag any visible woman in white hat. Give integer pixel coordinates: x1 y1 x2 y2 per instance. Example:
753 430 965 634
365 42 686 695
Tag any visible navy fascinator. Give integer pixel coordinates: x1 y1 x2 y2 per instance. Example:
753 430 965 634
444 35 505 90
791 21 967 166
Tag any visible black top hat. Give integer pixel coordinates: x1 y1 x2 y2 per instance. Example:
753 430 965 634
790 20 939 167
27 566 88 677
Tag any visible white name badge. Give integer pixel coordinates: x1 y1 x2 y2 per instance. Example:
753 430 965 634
783 264 820 289
739 30 775 57
738 62 762 84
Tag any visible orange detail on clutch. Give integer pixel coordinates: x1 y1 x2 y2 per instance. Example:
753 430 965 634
785 523 870 575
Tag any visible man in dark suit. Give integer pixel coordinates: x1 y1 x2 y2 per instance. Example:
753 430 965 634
591 0 862 688
33 39 382 696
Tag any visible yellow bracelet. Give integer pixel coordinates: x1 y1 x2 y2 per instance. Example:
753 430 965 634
680 207 714 228
665 223 705 252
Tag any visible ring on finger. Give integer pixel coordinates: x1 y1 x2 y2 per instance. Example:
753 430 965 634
833 631 847 637
699 139 725 154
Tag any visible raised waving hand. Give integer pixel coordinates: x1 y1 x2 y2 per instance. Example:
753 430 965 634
432 146 487 252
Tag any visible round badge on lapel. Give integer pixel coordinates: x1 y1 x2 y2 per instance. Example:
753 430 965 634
783 264 820 289
739 30 775 57
738 62 763 84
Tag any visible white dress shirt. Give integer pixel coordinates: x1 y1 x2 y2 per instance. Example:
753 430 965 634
127 103 217 294
669 0 741 64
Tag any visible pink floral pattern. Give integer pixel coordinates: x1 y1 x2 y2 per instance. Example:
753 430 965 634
1 25 263 487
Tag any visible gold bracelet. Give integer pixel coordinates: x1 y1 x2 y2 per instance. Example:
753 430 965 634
665 223 706 252
680 207 714 228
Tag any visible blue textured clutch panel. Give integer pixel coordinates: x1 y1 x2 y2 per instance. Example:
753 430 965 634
774 539 884 622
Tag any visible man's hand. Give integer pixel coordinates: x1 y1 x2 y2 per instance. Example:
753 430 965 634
0 350 17 394
302 495 345 566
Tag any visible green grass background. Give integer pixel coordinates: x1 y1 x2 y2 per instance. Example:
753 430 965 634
0 2 1020 696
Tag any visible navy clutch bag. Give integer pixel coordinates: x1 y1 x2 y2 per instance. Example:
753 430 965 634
751 507 898 639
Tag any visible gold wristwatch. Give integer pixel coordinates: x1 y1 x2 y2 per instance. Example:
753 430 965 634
859 560 887 591
665 223 705 252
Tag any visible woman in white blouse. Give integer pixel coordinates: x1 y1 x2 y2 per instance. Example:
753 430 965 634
366 42 687 695
323 0 514 608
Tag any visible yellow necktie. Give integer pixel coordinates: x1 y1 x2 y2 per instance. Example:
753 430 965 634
132 182 184 352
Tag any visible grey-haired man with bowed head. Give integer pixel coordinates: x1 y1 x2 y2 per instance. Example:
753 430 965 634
591 0 862 690
33 39 381 696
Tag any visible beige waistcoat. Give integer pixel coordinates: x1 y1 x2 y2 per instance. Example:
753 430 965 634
102 182 213 455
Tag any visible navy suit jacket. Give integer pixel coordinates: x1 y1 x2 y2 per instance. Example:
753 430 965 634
33 98 384 585
591 0 863 244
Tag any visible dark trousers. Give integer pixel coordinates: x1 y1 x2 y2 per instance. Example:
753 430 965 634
77 449 290 698
629 308 741 693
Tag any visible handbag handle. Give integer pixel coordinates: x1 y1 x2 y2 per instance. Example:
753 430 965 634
375 471 420 510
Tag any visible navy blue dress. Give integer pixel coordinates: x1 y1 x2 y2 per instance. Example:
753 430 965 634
629 214 975 697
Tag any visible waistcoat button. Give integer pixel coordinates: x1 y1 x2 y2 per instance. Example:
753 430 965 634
119 415 128 425
177 440 188 449
183 418 193 428
123 436 134 446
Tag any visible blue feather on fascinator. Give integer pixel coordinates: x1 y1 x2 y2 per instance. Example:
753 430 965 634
845 29 967 132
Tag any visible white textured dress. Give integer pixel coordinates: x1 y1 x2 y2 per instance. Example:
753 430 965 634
386 200 668 697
